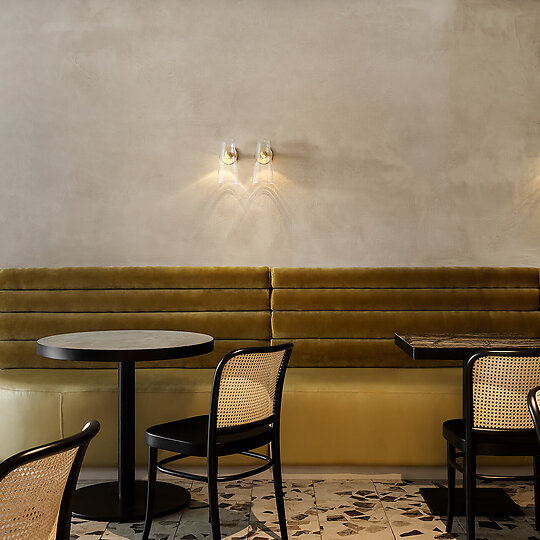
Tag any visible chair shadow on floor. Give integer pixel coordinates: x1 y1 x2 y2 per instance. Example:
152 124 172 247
247 519 281 539
184 496 283 539
184 498 265 539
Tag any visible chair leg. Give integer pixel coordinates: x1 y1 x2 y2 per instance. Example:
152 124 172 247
535 455 540 531
207 453 221 540
465 447 476 540
142 446 158 540
446 442 456 533
272 435 288 540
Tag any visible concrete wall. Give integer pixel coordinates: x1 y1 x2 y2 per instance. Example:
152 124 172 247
1 0 539 268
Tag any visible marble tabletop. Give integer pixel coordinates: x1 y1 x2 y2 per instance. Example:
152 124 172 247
395 333 540 361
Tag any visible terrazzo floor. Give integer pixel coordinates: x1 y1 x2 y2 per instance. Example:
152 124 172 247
71 478 539 539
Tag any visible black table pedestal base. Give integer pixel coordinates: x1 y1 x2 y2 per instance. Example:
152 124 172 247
420 487 523 517
72 480 190 522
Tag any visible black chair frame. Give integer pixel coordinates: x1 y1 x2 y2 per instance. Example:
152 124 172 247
445 350 540 540
0 419 100 540
529 385 540 443
143 343 293 540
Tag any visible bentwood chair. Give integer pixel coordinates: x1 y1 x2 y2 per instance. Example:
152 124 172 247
0 419 100 540
529 385 540 450
443 350 540 540
142 343 293 540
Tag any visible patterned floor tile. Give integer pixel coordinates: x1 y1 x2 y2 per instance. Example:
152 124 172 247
455 515 540 539
250 493 320 538
374 480 428 503
314 480 377 506
70 518 108 539
175 499 250 539
100 521 144 540
70 477 540 540
382 498 464 539
319 501 393 539
252 479 316 504
492 480 535 511
138 511 187 540
190 480 253 504
174 522 250 540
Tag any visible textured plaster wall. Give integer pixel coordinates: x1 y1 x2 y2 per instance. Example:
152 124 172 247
0 0 539 268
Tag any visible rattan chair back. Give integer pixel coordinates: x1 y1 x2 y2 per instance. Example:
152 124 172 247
212 344 293 429
469 351 540 430
0 420 99 540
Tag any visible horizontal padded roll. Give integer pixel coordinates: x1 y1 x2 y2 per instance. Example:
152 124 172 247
0 266 270 290
271 288 540 311
271 267 539 289
0 339 269 368
272 311 540 339
0 311 270 340
0 289 269 312
271 339 460 368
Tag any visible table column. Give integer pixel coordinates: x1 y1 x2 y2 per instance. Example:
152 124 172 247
118 361 136 514
71 362 191 522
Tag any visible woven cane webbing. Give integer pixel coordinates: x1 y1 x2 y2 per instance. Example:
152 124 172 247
472 355 540 429
0 447 77 539
216 349 286 429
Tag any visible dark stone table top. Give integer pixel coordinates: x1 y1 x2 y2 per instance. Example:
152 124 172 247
37 330 214 362
395 333 540 361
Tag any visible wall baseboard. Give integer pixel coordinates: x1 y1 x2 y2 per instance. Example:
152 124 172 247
79 465 533 482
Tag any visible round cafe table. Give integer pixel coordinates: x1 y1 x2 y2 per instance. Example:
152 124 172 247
37 330 214 522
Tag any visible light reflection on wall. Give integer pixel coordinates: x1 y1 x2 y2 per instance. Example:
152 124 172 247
520 158 540 219
195 167 292 249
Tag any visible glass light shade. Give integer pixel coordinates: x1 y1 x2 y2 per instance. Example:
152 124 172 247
256 140 273 165
253 140 274 184
220 141 237 165
218 141 239 184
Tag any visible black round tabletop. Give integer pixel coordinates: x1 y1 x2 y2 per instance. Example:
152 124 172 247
37 330 214 362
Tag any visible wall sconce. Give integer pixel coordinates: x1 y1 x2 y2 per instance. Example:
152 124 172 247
253 139 274 184
218 141 239 184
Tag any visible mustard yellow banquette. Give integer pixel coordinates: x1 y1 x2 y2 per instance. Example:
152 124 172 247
0 266 537 466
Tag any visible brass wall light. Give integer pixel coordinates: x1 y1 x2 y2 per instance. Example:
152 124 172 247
253 139 274 184
218 140 239 184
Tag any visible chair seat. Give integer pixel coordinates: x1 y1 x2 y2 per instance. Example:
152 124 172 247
443 418 540 456
145 415 274 457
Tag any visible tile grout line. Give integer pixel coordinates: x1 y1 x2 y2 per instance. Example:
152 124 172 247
75 478 538 539
373 480 397 540
247 479 254 539
249 479 264 539
172 479 193 540
311 480 323 539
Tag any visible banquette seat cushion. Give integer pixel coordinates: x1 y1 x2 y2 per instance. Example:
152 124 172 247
0 367 462 466
0 266 538 466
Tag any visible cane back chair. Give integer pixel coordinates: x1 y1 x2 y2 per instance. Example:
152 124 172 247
0 419 100 540
142 343 293 540
443 350 540 540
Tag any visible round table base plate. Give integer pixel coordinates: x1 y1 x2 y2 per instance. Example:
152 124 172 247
72 480 191 522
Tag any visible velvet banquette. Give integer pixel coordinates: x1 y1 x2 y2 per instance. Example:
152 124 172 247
0 266 537 466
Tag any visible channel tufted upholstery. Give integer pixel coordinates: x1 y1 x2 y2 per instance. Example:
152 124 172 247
0 266 539 466
0 266 270 369
271 267 540 367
